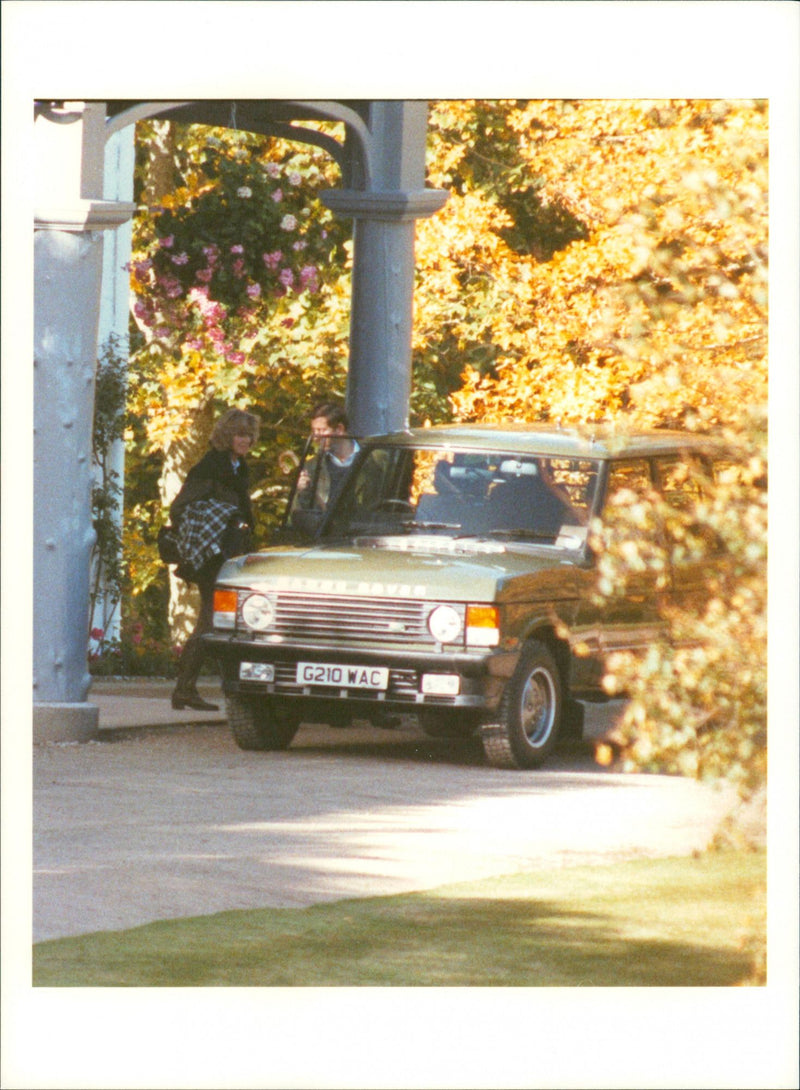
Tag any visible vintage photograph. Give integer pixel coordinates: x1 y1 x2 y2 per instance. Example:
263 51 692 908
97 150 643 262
3 2 798 1089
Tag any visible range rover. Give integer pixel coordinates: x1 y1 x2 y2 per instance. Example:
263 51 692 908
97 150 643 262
204 425 728 769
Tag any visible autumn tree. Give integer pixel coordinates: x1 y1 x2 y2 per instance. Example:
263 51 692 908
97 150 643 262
419 99 767 432
418 99 767 801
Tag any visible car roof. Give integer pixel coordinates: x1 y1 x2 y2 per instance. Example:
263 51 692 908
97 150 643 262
361 423 730 460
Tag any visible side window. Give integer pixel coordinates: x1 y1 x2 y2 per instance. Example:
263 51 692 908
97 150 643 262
605 460 653 505
546 458 599 524
655 456 706 509
657 456 724 558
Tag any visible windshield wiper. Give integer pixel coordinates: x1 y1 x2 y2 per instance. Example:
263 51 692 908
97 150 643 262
482 528 560 542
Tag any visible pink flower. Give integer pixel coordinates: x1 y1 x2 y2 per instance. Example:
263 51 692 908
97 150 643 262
279 268 295 288
196 267 214 282
230 244 244 254
280 214 297 232
266 162 281 178
227 350 246 365
288 171 302 186
246 282 262 299
134 301 149 320
271 188 283 203
202 245 220 264
292 240 307 252
188 287 227 324
171 252 189 266
160 235 174 248
159 275 183 299
262 250 282 270
185 338 204 351
299 265 319 292
232 258 246 278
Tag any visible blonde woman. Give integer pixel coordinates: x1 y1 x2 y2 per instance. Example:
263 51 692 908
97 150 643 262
170 407 260 710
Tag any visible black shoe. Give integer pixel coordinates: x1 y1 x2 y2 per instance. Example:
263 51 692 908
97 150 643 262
171 693 220 712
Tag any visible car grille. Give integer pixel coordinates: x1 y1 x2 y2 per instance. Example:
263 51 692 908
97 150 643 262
249 592 436 645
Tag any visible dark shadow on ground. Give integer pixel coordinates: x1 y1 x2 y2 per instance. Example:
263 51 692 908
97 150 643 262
96 720 608 773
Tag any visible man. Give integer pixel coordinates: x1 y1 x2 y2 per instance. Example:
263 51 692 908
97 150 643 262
295 400 359 512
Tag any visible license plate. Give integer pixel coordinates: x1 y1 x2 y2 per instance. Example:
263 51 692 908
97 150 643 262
296 662 390 691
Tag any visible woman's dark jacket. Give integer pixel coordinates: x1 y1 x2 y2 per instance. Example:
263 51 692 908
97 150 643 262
170 448 254 528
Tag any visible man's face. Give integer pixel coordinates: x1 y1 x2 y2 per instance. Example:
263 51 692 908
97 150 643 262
311 416 345 449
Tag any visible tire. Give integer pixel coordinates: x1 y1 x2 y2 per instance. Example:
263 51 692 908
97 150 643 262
480 640 562 769
227 695 300 752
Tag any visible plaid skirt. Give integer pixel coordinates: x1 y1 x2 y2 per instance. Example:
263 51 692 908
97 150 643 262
175 499 239 573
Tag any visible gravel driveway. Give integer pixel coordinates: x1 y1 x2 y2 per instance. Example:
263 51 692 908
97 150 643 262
33 716 738 943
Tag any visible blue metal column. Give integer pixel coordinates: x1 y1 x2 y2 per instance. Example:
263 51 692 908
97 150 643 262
322 101 447 435
33 103 136 742
89 125 137 652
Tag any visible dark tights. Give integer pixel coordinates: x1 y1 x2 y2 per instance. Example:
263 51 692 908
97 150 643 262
173 559 222 698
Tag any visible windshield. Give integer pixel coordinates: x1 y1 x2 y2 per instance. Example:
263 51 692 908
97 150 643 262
322 445 600 548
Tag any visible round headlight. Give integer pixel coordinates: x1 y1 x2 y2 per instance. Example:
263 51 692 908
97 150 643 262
241 593 275 631
428 604 462 644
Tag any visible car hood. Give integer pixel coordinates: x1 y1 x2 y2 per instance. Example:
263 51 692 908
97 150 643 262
218 536 583 603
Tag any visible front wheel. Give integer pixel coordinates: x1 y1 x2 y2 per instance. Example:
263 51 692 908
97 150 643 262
227 695 300 752
480 640 562 769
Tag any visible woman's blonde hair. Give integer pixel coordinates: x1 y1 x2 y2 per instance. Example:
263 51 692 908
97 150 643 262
210 408 261 451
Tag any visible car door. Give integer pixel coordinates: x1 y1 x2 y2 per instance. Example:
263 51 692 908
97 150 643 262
568 457 666 693
653 453 722 615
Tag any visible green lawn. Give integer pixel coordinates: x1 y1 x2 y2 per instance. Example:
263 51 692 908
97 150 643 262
33 849 765 987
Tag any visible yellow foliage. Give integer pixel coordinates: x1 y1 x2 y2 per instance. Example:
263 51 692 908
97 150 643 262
425 100 767 436
420 100 768 801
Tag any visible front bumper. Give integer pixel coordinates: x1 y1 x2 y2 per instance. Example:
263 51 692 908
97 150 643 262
202 631 518 712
